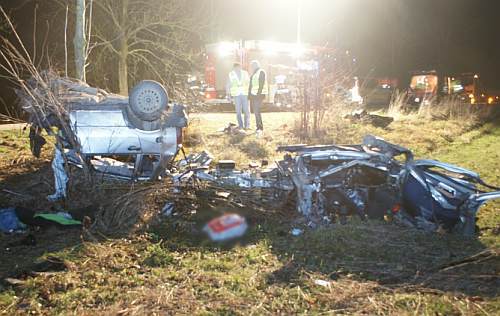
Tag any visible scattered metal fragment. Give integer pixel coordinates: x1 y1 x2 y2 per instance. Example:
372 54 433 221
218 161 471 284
313 279 331 287
215 191 231 199
47 147 68 202
343 109 394 128
291 228 303 236
161 202 175 217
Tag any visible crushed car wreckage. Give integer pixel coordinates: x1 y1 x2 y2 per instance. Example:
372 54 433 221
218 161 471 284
175 135 499 236
21 74 499 236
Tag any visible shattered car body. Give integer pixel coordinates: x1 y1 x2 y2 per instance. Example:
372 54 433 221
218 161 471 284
275 135 411 222
277 137 499 235
179 136 499 236
402 160 500 235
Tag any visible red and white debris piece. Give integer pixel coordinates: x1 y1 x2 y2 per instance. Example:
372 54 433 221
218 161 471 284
204 213 248 242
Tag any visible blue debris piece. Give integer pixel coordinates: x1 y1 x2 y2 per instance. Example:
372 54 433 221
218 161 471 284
0 207 26 233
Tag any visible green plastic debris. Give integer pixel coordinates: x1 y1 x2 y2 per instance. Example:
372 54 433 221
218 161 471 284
34 213 81 226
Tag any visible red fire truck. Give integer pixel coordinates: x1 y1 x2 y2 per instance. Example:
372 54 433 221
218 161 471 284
204 40 337 106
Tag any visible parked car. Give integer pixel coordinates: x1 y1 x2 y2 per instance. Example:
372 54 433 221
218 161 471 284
407 71 439 106
360 77 397 106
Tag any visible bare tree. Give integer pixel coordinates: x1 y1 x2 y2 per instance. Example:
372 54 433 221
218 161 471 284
73 0 86 81
91 0 207 95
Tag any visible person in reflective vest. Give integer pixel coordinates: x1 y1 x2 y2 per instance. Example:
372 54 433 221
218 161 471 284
226 62 250 129
248 60 267 133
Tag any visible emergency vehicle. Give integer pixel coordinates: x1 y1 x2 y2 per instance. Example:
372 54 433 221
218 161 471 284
203 40 314 105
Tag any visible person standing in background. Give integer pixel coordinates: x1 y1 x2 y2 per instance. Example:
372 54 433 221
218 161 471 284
226 62 250 129
248 60 267 135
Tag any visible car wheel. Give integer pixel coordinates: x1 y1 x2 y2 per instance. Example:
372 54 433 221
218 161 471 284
129 80 169 122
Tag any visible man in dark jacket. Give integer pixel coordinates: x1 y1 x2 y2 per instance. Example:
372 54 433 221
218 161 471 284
248 60 268 133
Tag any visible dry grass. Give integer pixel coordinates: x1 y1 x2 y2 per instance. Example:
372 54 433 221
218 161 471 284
186 112 299 166
183 118 205 147
388 89 494 126
386 89 410 118
418 96 493 123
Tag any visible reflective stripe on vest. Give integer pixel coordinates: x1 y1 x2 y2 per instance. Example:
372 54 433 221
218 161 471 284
250 68 268 95
229 70 249 96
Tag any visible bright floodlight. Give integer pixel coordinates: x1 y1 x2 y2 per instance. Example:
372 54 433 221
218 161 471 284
290 43 305 58
218 41 236 57
260 41 280 55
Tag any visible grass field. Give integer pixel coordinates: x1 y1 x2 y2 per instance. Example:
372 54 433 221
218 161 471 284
0 110 499 315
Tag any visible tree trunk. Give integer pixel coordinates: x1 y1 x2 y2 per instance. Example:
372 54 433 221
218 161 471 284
73 0 86 81
118 0 129 95
118 40 128 95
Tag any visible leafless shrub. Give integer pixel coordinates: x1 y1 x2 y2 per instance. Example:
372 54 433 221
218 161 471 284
293 100 354 141
295 52 359 140
0 8 96 183
92 184 156 235
387 89 409 118
290 103 354 144
0 113 24 124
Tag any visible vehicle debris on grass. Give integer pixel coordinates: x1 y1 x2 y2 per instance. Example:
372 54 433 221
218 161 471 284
170 134 499 236
0 206 81 235
161 201 175 217
14 73 500 238
344 109 394 128
0 207 26 233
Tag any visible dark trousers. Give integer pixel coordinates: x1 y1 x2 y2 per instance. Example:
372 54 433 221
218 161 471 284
250 96 264 130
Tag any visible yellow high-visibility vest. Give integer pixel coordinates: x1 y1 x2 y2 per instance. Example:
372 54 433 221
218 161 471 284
229 70 249 96
250 68 268 95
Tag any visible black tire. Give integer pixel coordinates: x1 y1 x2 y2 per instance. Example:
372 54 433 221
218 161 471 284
129 80 168 121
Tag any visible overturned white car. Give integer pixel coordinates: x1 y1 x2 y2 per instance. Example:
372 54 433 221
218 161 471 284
21 74 188 198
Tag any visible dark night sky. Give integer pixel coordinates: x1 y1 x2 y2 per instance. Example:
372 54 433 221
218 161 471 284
214 0 500 89
0 0 499 96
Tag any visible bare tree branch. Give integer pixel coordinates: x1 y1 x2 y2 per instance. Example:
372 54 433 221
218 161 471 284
88 0 208 94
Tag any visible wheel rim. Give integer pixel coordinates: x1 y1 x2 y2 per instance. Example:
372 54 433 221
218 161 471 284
135 88 162 114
